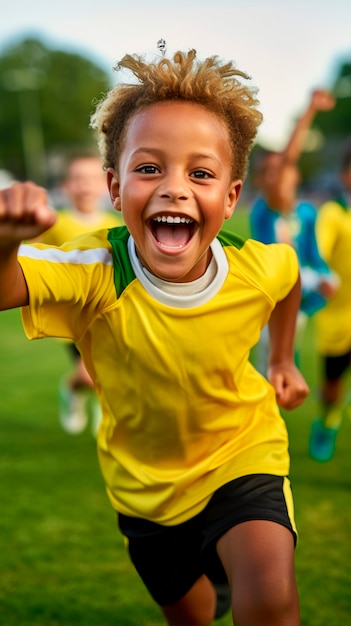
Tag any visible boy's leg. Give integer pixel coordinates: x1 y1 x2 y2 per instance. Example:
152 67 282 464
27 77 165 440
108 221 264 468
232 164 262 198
118 513 218 626
68 354 95 389
309 352 350 461
59 345 99 436
119 475 296 625
216 519 299 626
160 575 215 626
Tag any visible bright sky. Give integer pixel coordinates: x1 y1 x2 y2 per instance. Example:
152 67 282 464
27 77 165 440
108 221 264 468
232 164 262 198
2 0 351 149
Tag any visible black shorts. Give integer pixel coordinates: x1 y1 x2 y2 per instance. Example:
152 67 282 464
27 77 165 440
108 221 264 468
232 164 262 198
324 351 351 381
118 474 297 606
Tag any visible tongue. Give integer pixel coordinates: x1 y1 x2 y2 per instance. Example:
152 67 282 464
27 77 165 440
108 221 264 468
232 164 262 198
154 224 190 248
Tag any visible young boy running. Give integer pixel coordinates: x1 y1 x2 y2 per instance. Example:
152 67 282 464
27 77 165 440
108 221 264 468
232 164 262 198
0 49 309 626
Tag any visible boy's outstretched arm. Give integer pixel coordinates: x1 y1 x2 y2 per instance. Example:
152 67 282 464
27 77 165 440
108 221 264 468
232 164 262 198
267 275 309 410
0 182 56 310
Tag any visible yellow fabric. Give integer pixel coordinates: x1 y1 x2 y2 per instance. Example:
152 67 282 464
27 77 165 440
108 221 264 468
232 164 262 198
283 477 297 537
315 201 351 354
18 231 298 525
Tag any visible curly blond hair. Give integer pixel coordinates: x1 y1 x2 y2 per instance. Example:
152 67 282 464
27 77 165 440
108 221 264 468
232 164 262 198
90 49 263 180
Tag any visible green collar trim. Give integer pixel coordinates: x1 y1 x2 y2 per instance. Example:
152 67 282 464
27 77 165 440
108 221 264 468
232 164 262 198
108 226 136 298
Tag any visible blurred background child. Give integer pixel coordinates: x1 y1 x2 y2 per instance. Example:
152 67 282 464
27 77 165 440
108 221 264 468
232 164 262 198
309 141 351 461
38 150 123 436
250 90 338 375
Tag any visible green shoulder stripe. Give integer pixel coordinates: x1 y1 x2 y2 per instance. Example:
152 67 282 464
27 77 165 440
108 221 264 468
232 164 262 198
107 226 246 298
217 228 246 250
334 194 348 211
108 226 136 298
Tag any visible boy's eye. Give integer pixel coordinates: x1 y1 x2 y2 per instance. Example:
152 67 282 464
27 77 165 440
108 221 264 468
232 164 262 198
136 165 159 174
191 170 213 179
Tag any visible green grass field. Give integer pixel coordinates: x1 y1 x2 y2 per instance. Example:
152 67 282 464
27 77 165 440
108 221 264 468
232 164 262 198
1 208 351 625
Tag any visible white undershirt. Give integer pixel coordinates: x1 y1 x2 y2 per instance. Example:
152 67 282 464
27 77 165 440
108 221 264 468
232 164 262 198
127 236 229 308
142 255 217 295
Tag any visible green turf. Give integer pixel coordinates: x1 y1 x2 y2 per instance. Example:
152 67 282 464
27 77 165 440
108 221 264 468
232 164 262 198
0 212 351 625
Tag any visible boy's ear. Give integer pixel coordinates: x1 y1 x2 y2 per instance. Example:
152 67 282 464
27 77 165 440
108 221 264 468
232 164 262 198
225 180 243 219
107 168 121 211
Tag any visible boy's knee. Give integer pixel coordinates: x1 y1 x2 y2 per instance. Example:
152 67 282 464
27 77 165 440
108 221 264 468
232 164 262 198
233 574 299 624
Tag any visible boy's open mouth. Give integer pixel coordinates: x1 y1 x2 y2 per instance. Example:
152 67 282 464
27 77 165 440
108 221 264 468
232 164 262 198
150 215 196 250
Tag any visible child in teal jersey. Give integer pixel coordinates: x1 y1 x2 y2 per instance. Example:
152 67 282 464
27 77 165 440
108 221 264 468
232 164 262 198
0 49 309 625
250 89 338 375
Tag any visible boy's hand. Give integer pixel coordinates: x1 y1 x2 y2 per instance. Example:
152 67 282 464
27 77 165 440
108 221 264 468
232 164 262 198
318 273 340 299
0 182 56 246
267 361 309 410
310 89 335 112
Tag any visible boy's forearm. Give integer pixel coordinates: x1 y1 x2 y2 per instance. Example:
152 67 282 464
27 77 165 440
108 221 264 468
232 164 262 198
0 246 29 310
0 181 57 310
283 105 316 164
268 276 301 365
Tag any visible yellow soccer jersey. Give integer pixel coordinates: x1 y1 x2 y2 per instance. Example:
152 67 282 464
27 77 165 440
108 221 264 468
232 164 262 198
315 200 351 354
18 227 299 525
39 208 123 246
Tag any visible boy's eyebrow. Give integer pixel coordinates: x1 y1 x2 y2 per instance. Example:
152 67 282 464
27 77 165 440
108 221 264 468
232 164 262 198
131 147 222 165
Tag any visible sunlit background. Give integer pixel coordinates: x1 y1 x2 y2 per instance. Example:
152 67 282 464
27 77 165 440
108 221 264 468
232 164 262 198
1 0 351 190
2 0 351 145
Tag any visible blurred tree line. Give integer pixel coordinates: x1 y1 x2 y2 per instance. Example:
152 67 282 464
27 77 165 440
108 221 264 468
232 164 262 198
0 37 111 185
0 36 351 195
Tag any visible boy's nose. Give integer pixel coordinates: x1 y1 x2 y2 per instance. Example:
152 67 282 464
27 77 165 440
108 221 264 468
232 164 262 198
158 174 189 201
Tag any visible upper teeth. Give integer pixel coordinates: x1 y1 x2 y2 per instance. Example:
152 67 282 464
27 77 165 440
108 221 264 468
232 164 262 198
152 216 193 224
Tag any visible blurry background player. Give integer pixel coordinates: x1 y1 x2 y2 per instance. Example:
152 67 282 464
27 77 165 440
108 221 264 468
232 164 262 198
39 151 123 436
250 89 338 375
309 141 351 461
